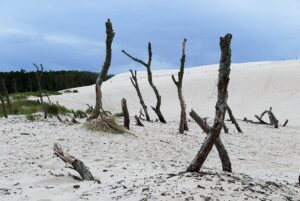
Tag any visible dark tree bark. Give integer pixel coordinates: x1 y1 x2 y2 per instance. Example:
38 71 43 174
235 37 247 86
225 103 242 133
122 43 166 123
89 19 115 120
53 143 95 181
0 92 7 118
135 115 144 126
33 64 47 119
172 39 188 133
283 119 288 127
1 79 11 113
121 98 130 129
129 70 150 121
187 33 233 172
190 110 232 172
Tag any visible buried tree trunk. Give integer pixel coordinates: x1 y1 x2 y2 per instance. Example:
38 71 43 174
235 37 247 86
225 103 242 133
53 143 95 181
1 79 11 113
129 70 150 121
121 98 130 129
187 33 233 172
89 19 115 120
33 64 47 119
190 110 232 172
122 43 166 123
172 39 188 133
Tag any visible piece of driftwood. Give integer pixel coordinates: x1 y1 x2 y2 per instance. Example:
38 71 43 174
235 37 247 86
190 110 232 172
122 43 166 123
226 103 242 133
53 143 95 181
121 98 130 129
282 119 288 127
187 34 233 172
172 38 188 133
134 115 144 126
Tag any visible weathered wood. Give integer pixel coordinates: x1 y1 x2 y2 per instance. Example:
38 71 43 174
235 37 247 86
134 115 144 126
187 34 233 172
268 108 279 128
33 63 47 119
225 103 242 133
283 119 288 127
255 115 271 125
53 143 94 181
89 19 115 120
1 79 11 113
121 98 130 129
190 110 232 172
122 43 166 123
172 39 188 133
0 92 7 118
129 70 150 121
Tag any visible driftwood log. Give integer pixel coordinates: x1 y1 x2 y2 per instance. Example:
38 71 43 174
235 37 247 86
225 103 242 133
122 43 166 123
53 143 95 181
129 70 150 121
89 19 115 120
190 110 232 172
187 33 233 172
33 63 47 119
172 38 188 133
135 115 144 126
121 98 130 129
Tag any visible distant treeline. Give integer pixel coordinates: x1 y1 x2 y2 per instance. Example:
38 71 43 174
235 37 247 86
0 69 114 94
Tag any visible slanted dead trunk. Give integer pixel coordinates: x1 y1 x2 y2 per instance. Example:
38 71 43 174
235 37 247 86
53 143 95 181
33 64 47 119
122 43 166 123
89 19 115 120
121 98 130 129
129 70 150 121
172 39 188 133
1 79 11 113
283 119 288 127
187 34 233 172
135 115 144 126
225 103 242 133
0 92 7 118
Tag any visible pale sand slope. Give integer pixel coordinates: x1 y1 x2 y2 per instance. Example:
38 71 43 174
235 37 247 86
49 60 300 126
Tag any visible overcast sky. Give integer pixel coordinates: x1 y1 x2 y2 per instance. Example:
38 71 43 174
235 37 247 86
0 0 300 74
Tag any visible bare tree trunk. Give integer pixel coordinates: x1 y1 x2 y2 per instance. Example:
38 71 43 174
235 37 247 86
135 115 144 126
53 143 95 181
121 98 130 129
0 92 7 118
172 39 188 133
122 43 166 123
1 79 11 113
190 110 232 172
89 19 115 120
283 119 288 127
225 103 242 133
129 70 150 121
187 34 233 172
33 64 47 119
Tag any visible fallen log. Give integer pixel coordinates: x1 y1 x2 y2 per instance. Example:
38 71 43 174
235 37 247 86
53 143 95 181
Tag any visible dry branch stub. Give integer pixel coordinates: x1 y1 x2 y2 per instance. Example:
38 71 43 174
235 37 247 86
134 115 144 126
121 98 130 129
225 103 242 133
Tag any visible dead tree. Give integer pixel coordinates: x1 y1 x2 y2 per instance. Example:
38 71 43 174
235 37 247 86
135 115 144 126
172 38 188 133
89 19 115 120
122 43 166 123
0 92 7 118
121 98 130 129
129 70 151 121
53 143 95 181
1 79 11 113
259 107 279 128
33 63 47 119
190 110 231 172
283 119 288 127
187 33 233 172
225 103 242 133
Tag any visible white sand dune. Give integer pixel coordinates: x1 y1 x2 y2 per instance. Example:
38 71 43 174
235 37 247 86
50 60 300 126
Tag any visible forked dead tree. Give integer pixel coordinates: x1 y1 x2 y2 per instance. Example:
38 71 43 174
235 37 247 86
0 92 7 118
190 110 231 172
129 70 150 121
187 33 233 172
122 43 166 123
89 19 115 120
1 79 11 113
172 38 188 133
121 98 130 129
33 63 47 119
